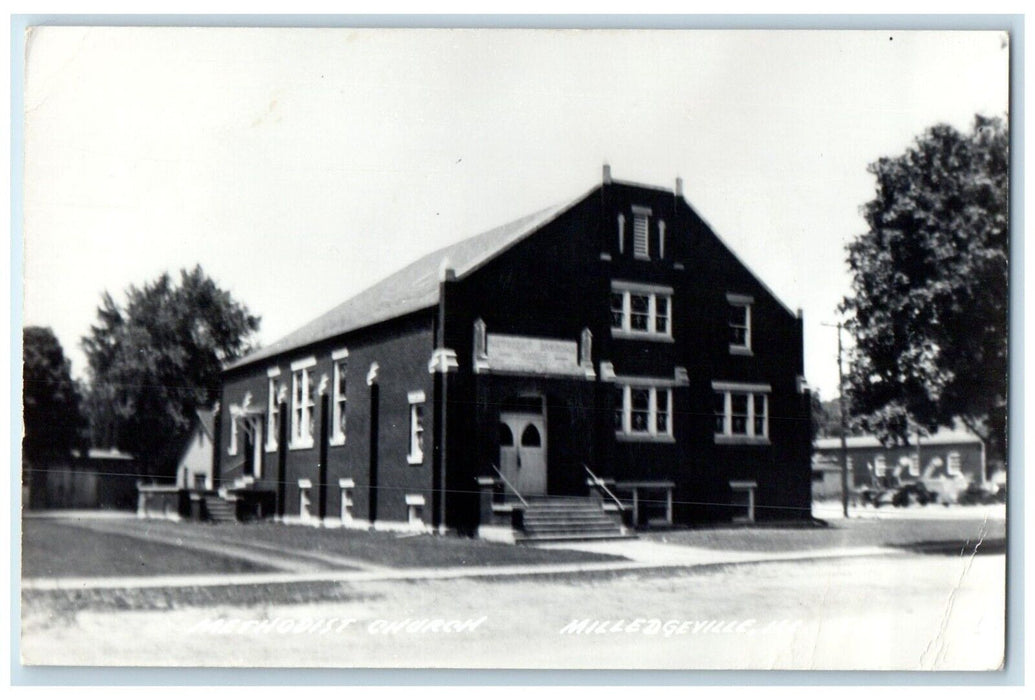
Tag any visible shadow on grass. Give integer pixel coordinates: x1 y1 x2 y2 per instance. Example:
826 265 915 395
889 537 1006 556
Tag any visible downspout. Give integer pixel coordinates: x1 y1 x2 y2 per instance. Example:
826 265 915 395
277 400 288 519
431 262 459 534
211 402 222 490
437 266 454 534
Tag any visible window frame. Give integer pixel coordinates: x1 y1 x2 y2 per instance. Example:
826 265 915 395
407 390 426 465
405 494 425 527
298 478 312 522
330 349 348 446
227 414 239 456
265 368 280 453
610 281 674 342
339 478 355 524
289 357 316 450
727 293 753 355
713 381 770 445
614 384 675 443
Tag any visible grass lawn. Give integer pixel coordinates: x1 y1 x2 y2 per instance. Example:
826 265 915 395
21 520 276 578
23 516 624 580
641 515 1005 553
121 519 626 567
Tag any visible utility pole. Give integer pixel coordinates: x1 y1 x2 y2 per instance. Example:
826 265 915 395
822 321 851 518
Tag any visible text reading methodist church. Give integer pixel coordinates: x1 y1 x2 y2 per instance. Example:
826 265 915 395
213 168 813 541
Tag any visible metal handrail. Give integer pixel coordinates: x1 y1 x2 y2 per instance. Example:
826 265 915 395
220 458 247 481
490 464 529 507
583 464 626 512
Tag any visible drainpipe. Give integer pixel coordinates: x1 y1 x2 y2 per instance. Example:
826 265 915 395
318 393 329 522
277 400 288 519
211 402 222 490
432 263 459 534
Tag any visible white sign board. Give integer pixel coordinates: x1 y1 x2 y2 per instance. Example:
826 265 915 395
486 334 584 377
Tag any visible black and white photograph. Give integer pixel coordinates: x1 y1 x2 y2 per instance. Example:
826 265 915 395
16 23 1012 673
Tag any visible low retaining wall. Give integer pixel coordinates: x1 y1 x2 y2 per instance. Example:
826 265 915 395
137 485 188 520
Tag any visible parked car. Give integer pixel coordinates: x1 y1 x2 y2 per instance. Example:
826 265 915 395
957 482 1000 505
856 486 897 508
892 481 937 507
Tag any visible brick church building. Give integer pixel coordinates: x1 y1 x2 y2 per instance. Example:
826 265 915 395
212 168 813 540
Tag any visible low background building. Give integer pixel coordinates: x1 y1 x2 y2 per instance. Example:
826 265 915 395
24 448 139 511
813 427 987 504
175 409 216 490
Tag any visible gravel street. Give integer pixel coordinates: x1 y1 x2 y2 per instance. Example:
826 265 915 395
22 548 1004 670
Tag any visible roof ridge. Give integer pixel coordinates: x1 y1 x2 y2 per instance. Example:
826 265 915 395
225 186 594 372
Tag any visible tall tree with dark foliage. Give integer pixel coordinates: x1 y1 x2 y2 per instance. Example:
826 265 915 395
23 326 87 462
83 266 260 477
842 115 1008 463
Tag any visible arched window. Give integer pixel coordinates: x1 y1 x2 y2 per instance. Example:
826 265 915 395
521 424 541 447
499 423 514 447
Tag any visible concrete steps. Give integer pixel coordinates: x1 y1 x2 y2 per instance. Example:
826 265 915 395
517 497 633 543
203 497 237 524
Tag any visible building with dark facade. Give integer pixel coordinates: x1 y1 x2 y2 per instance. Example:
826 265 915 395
212 168 813 540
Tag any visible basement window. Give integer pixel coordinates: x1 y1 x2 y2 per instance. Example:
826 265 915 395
406 494 425 527
339 478 354 524
729 480 757 522
298 479 313 522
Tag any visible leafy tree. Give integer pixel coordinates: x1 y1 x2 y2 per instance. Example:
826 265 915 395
810 394 863 440
842 115 1008 461
82 266 260 477
22 326 87 462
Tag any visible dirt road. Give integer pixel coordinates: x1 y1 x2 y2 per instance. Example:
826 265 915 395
22 551 1004 670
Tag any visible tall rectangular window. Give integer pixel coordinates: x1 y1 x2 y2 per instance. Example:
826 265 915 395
611 281 673 340
713 383 769 444
614 384 674 441
408 390 426 465
290 358 316 449
655 296 669 334
727 293 753 354
331 353 348 445
265 375 280 452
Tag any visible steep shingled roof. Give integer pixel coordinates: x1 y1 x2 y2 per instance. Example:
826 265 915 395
226 189 592 371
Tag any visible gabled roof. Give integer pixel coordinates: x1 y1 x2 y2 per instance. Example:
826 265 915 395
226 188 592 371
195 408 216 441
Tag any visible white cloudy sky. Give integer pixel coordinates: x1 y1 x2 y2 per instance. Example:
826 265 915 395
22 27 1009 399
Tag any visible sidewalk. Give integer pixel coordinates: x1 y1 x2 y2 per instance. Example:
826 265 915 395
533 539 896 566
812 502 1006 521
22 541 903 592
